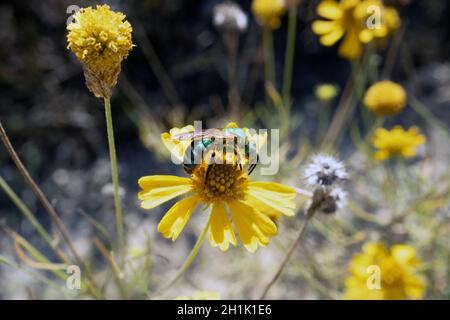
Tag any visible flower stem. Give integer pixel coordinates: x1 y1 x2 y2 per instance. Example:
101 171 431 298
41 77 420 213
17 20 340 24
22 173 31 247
259 212 314 299
282 4 298 109
154 216 211 297
223 31 241 119
410 97 450 141
0 175 70 264
0 120 100 297
103 97 125 265
321 52 368 150
316 101 331 145
263 29 275 106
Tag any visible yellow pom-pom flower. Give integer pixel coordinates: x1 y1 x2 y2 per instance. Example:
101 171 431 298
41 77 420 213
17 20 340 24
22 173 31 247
138 123 296 253
67 5 134 97
364 81 407 116
372 126 426 161
315 83 339 102
312 0 401 60
345 242 425 300
252 0 287 30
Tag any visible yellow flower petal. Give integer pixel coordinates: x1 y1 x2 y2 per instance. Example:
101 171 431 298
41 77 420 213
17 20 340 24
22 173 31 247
359 29 374 43
312 20 338 35
317 0 343 20
246 182 296 217
138 175 191 190
161 125 195 162
391 245 418 265
244 193 294 218
404 277 426 299
138 175 192 209
362 242 388 256
208 202 237 251
228 200 277 253
226 122 239 128
157 195 200 241
373 25 388 38
320 26 345 46
248 181 295 194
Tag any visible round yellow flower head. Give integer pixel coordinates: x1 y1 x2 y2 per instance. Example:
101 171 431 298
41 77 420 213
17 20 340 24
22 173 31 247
345 242 425 300
364 80 407 116
312 0 401 60
315 83 339 102
67 5 134 98
252 0 287 30
372 126 426 161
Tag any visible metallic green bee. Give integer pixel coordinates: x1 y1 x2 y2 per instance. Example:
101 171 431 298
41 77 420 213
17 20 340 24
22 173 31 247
172 127 259 176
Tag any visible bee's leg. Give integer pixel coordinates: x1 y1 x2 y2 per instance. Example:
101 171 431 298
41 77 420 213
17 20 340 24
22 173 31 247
204 152 215 185
233 145 241 169
247 154 259 175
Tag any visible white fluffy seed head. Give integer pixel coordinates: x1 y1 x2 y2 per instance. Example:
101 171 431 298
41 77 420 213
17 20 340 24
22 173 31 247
303 154 347 187
213 2 248 33
329 186 347 211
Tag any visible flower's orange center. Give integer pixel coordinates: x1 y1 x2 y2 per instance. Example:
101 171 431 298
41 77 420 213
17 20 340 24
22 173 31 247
191 164 248 203
380 260 405 287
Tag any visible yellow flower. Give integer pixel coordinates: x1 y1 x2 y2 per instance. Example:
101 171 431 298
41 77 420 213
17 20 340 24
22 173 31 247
315 83 339 102
175 291 221 300
364 81 406 116
345 243 425 300
252 0 287 30
67 5 134 97
312 0 400 60
372 126 426 161
384 6 401 35
138 125 295 253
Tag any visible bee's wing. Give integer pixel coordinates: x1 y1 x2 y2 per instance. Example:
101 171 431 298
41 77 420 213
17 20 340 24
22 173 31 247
171 132 197 141
201 129 237 141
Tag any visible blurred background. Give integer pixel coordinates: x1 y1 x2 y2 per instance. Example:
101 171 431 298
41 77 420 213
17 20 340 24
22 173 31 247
0 0 449 299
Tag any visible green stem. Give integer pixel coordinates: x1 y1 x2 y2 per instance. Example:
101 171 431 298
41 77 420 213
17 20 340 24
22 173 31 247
259 212 314 299
367 117 384 137
410 97 450 140
0 176 71 264
0 176 53 246
263 29 275 106
224 31 241 120
154 216 211 297
0 120 100 297
332 56 368 147
103 97 125 265
282 4 298 109
316 101 331 146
